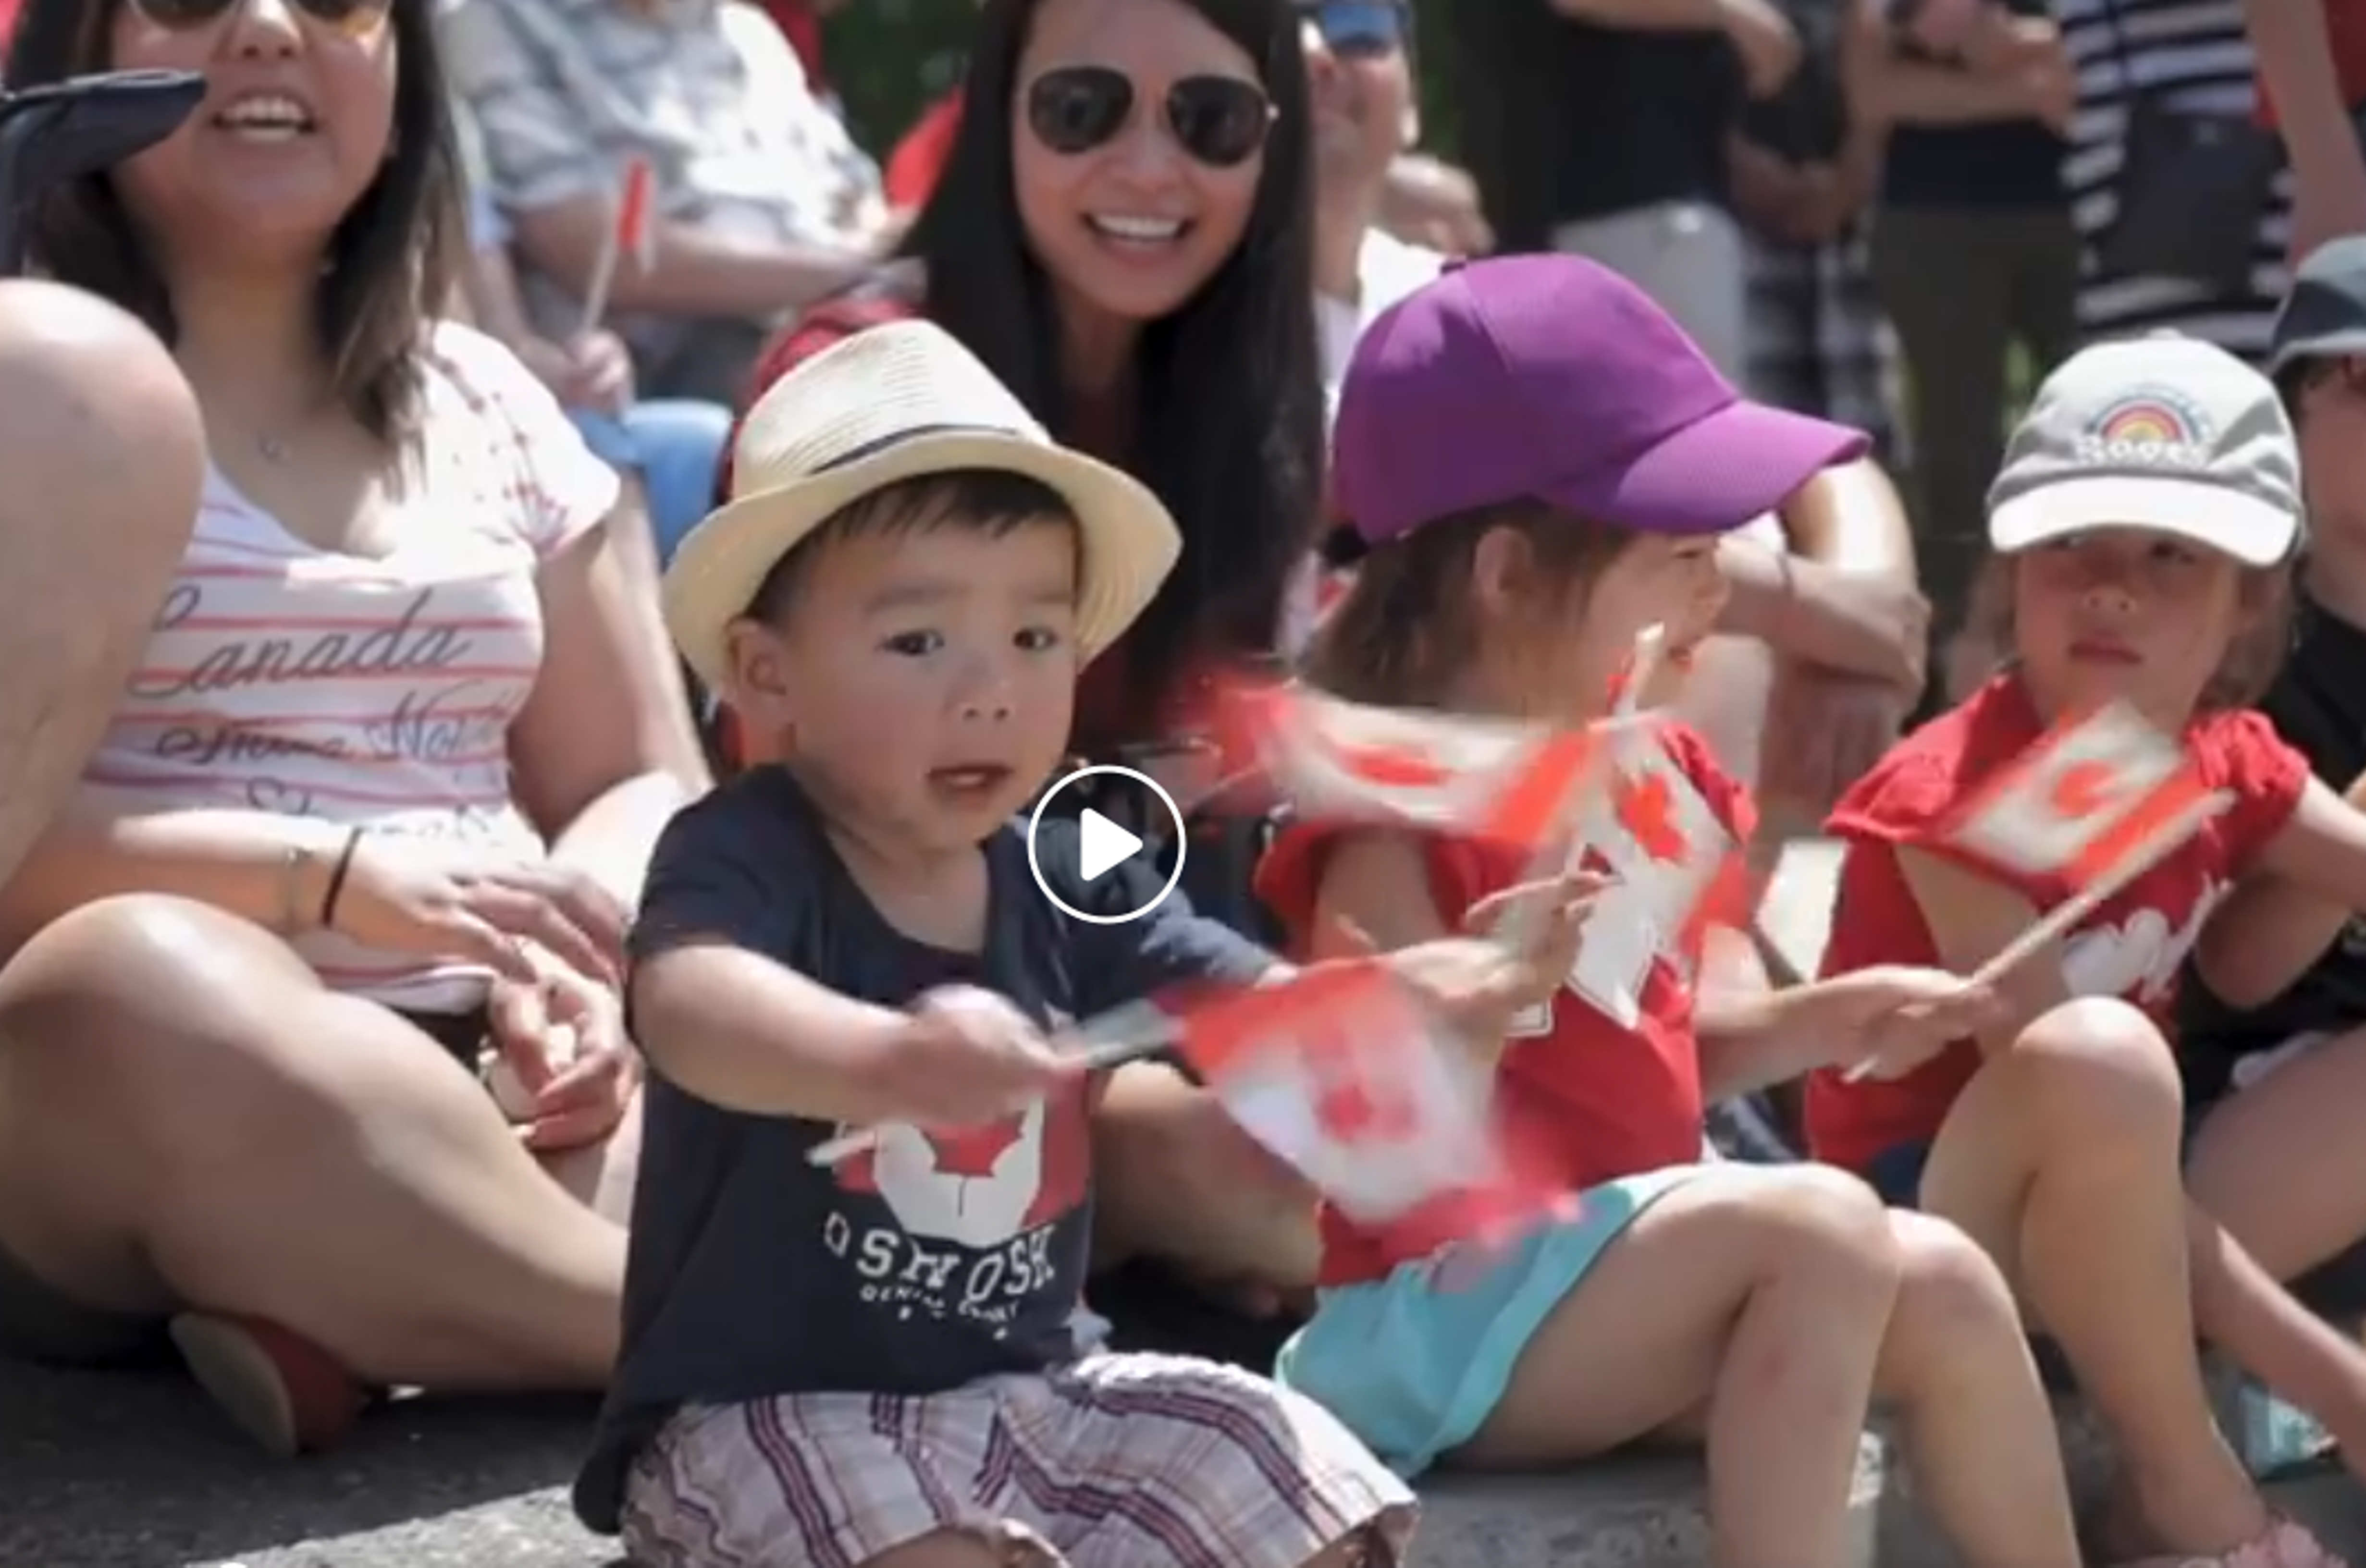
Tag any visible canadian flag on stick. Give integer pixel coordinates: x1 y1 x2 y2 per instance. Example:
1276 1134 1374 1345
1940 701 2229 984
1204 677 1626 852
1175 963 1557 1244
1553 726 1744 1029
575 156 655 338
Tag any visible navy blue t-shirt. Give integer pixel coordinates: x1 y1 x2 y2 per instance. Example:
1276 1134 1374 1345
573 768 1270 1533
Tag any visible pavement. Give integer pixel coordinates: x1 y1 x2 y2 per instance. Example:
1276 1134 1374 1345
3 1356 618 1568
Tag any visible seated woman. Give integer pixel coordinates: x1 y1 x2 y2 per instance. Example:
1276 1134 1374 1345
0 0 704 1457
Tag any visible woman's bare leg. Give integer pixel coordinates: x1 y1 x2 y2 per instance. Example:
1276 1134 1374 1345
1918 997 2267 1556
1451 1164 1898 1568
0 896 626 1389
0 283 202 891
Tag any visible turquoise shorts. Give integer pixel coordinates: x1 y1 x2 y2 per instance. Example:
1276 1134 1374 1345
1273 1165 1704 1478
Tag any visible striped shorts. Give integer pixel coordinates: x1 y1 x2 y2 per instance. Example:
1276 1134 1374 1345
618 1350 1417 1568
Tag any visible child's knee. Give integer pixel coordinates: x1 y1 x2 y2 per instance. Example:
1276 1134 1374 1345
1887 1209 2020 1345
1715 1163 1901 1298
2007 997 2183 1144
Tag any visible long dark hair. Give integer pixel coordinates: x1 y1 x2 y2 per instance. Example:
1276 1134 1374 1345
7 0 461 442
905 0 1324 709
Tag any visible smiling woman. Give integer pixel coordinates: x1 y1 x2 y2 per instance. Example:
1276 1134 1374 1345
727 0 1323 772
0 0 706 1458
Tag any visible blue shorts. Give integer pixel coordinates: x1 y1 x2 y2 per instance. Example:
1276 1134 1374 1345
1273 1166 1703 1478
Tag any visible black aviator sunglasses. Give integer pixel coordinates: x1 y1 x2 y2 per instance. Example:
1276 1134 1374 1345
124 0 393 37
1024 65 1275 170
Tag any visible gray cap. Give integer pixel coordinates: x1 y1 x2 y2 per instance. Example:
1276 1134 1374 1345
2270 234 2366 375
1987 334 2302 568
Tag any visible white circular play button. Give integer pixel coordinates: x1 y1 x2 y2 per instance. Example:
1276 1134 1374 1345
1026 764 1187 925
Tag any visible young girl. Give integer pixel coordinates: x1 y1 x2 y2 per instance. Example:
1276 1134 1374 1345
1260 255 2083 1568
1806 333 2366 1568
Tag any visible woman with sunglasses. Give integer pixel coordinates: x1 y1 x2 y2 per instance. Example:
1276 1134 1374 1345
0 0 708 1454
716 0 1339 1369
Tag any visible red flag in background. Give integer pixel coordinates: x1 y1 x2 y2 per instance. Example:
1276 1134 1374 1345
616 156 656 273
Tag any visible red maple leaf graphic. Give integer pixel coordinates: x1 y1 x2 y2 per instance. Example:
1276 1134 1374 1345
1613 769 1689 864
2048 759 2122 821
1315 1076 1417 1144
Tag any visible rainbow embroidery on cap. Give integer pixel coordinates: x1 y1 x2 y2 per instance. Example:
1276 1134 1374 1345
2078 386 2212 467
2094 398 2194 444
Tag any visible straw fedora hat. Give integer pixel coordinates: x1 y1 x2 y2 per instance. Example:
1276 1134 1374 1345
662 319 1183 694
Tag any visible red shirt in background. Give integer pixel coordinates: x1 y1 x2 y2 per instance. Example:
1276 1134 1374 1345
1801 674 2309 1173
1255 723 1750 1286
887 90 966 210
2257 0 2366 128
0 0 23 44
758 0 832 99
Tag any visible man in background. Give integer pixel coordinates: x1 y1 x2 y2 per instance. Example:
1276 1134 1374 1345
441 0 890 404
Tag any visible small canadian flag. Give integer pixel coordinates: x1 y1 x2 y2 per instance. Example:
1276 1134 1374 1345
1205 678 1606 851
1174 964 1546 1238
615 156 657 273
1547 728 1741 1030
1941 702 2215 882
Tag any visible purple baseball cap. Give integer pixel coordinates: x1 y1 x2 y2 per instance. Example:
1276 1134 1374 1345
1333 255 1871 544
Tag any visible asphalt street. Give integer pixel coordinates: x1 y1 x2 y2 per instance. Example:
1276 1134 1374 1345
4 1356 620 1568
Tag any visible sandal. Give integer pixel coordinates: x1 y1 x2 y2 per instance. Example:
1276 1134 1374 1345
168 1311 370 1457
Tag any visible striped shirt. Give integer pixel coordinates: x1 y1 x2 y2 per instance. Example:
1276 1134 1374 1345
440 0 883 359
81 322 619 1010
2062 0 2294 358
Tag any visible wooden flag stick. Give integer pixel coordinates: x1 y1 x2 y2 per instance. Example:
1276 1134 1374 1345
575 159 652 340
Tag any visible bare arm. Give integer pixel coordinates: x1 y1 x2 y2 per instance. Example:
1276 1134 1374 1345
2195 775 2366 1006
1714 461 1920 649
0 806 346 952
630 940 913 1120
2245 0 2366 205
1782 458 1916 579
508 512 709 908
1693 925 1849 1094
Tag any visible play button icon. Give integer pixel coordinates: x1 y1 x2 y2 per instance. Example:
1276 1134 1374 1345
1026 763 1188 925
1077 807 1145 882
